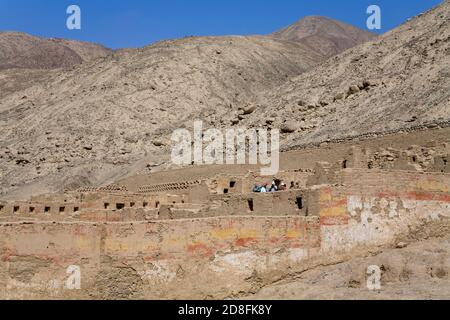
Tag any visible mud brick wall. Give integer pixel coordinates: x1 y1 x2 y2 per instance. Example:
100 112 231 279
318 171 450 253
0 201 82 221
0 216 320 299
335 169 450 193
210 190 308 217
2 170 450 299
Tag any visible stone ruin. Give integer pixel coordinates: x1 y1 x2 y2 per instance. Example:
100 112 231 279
1 145 450 299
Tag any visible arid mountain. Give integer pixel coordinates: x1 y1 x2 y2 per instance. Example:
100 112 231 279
0 32 113 99
272 16 378 57
0 32 112 70
0 35 322 199
2 0 443 200
49 38 113 62
243 0 450 150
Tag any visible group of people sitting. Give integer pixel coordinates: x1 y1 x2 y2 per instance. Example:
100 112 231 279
252 180 287 193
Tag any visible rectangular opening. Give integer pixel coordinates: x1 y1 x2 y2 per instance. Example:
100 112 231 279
143 202 148 208
248 199 254 212
224 188 229 194
130 202 135 208
59 207 65 213
155 201 160 209
296 197 303 210
230 181 236 188
104 203 110 209
342 160 348 169
116 203 125 210
73 207 79 212
13 206 20 213
45 207 51 213
29 207 35 213
0 205 4 212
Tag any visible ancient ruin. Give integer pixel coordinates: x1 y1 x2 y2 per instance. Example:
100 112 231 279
1 0 449 301
2 129 450 299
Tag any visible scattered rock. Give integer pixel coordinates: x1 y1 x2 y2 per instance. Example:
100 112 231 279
16 159 30 165
426 123 439 129
396 242 408 249
152 140 164 147
334 92 345 101
348 85 360 95
362 80 373 88
281 121 298 133
406 116 418 123
243 105 257 115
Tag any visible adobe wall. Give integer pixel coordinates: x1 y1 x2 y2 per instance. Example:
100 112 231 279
1 169 450 299
334 169 450 193
0 216 320 299
318 183 450 253
0 191 192 222
210 190 309 217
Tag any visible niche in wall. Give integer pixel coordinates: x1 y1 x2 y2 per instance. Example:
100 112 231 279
295 197 303 210
248 199 254 212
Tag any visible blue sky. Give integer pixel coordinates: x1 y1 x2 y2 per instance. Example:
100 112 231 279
0 0 443 49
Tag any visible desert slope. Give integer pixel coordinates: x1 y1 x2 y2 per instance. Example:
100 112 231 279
0 32 112 70
0 32 113 99
243 0 450 150
0 36 322 199
272 16 377 58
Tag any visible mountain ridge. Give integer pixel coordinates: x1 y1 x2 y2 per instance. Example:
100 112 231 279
0 9 417 199
271 15 378 57
0 31 113 70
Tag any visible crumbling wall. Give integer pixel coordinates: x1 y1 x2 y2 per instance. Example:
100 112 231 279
210 190 309 217
317 171 450 253
2 169 450 299
429 155 450 173
0 216 320 299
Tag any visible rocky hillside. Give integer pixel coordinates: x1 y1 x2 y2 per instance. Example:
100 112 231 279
0 36 322 199
0 32 112 70
0 32 113 99
242 0 450 150
1 0 439 199
272 16 377 58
